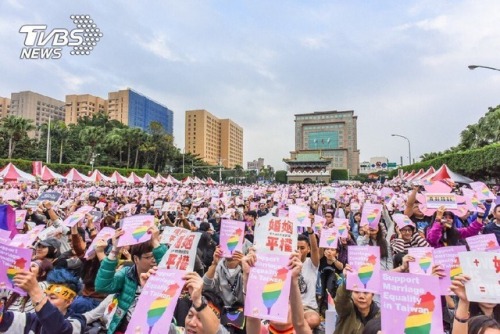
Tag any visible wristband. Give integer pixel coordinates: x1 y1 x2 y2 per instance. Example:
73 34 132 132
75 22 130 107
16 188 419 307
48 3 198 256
454 313 470 323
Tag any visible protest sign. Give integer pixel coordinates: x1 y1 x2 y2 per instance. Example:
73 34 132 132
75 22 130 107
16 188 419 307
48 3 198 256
346 246 381 293
333 218 349 238
424 193 457 210
63 211 86 227
161 202 179 213
469 182 496 201
381 272 443 334
38 226 59 241
242 188 253 199
360 203 382 228
85 227 115 259
125 268 185 334
15 210 27 229
466 234 499 252
459 251 500 304
408 247 434 275
2 189 20 201
0 229 11 244
244 253 292 323
219 219 245 258
25 200 40 209
381 187 394 204
0 242 31 296
117 215 155 247
319 227 339 249
160 227 190 246
392 213 415 230
158 232 201 271
433 246 466 295
254 216 297 254
153 200 163 210
37 191 62 203
288 205 311 227
320 187 336 199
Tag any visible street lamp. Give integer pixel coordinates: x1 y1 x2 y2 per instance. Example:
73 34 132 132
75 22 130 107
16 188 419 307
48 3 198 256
391 134 412 166
468 65 500 72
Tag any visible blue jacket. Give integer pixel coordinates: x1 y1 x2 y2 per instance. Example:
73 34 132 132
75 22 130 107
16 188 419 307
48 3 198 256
0 300 85 334
483 221 500 244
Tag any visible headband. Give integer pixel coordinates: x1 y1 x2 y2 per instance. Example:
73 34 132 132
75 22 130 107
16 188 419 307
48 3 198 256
45 284 76 302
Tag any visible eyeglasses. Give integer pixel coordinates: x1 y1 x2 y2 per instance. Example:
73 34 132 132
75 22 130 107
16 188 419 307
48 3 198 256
400 229 413 234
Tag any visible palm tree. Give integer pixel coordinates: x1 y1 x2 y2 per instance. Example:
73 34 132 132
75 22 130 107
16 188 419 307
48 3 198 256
79 126 105 163
52 120 69 164
106 128 126 164
0 116 35 159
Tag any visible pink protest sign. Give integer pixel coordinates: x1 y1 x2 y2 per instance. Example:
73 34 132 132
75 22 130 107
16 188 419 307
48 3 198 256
433 246 466 295
219 219 245 258
63 211 86 227
333 218 349 238
0 242 32 296
288 204 311 227
360 203 382 228
244 253 292 322
125 268 185 334
158 232 201 271
15 210 27 229
346 246 381 293
466 234 499 252
408 247 434 275
117 215 155 247
381 187 394 204
0 229 11 244
254 216 297 254
161 201 180 212
10 234 36 248
392 213 415 230
319 227 339 249
381 272 443 334
459 251 500 303
470 182 496 201
85 227 115 259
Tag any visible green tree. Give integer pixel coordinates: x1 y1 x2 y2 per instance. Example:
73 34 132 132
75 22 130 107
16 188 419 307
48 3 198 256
79 126 105 163
0 116 35 159
275 170 287 184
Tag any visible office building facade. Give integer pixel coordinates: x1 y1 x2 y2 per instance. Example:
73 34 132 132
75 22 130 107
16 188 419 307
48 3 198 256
9 91 65 137
285 110 360 181
0 97 10 118
65 94 107 124
108 89 173 135
185 109 243 168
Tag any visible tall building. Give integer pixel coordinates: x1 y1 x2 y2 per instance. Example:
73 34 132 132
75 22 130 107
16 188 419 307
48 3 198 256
107 89 173 135
9 91 65 137
0 97 10 118
65 94 107 124
247 158 265 171
185 109 243 168
284 110 360 182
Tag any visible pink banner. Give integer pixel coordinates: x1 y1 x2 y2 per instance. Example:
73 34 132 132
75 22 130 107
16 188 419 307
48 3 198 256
219 219 245 258
32 161 42 177
117 215 155 247
408 247 434 275
360 203 382 228
319 227 339 249
244 253 292 322
253 216 297 254
381 272 443 334
466 234 499 252
433 246 467 295
346 246 381 293
125 268 185 334
0 242 32 296
158 232 201 271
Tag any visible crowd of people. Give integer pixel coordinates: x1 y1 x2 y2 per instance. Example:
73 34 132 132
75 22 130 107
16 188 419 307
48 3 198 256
0 177 498 334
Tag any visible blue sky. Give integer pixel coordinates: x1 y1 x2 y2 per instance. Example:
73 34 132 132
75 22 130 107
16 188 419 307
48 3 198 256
1 1 500 170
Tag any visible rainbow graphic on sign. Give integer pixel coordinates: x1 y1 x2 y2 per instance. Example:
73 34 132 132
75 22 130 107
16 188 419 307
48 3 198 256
450 257 462 280
132 225 149 243
337 224 347 236
146 283 179 333
404 291 436 334
262 267 288 314
6 258 27 284
327 232 337 246
367 209 380 227
470 196 479 209
227 228 243 255
419 253 432 274
358 254 377 288
296 211 307 223
481 186 491 197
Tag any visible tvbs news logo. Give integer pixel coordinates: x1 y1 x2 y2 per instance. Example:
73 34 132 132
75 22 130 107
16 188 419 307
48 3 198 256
19 15 103 59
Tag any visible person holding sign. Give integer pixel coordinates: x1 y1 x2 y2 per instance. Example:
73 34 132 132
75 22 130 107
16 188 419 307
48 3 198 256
334 264 380 334
297 220 321 330
450 274 500 334
427 206 484 248
94 225 167 334
244 251 312 334
357 224 393 270
0 268 86 334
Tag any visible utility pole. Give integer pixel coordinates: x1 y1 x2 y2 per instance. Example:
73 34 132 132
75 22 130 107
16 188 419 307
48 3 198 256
46 114 51 164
